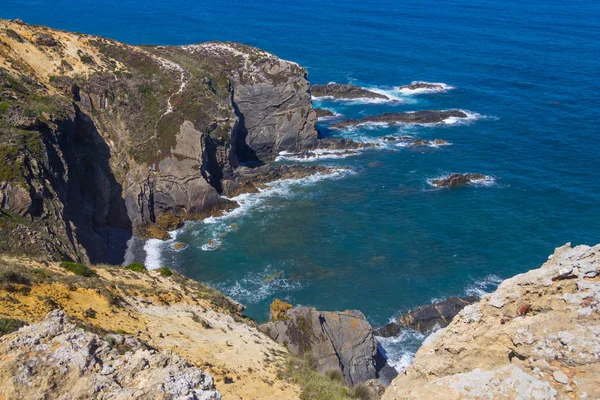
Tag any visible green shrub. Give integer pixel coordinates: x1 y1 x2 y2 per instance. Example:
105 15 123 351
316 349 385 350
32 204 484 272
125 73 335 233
60 261 95 277
0 101 10 115
0 318 26 336
124 262 147 272
158 266 173 277
79 54 94 64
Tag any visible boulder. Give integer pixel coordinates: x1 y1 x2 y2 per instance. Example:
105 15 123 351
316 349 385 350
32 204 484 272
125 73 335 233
270 299 293 321
373 322 402 338
430 173 488 188
259 306 397 386
331 110 468 129
397 296 478 333
311 83 389 100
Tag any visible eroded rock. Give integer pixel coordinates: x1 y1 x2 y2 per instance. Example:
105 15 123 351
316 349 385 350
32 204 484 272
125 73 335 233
311 83 389 100
331 110 468 129
397 296 478 333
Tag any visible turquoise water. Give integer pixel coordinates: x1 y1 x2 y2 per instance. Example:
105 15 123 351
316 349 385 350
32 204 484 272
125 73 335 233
4 0 600 369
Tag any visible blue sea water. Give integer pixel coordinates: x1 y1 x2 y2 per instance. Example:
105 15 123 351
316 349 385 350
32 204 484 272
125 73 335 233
4 0 600 369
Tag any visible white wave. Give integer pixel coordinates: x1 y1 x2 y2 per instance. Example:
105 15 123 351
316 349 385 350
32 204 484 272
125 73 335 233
143 230 180 270
205 168 354 225
427 174 496 188
275 149 359 162
465 274 504 297
396 81 455 95
443 110 480 125
377 328 426 372
214 266 304 304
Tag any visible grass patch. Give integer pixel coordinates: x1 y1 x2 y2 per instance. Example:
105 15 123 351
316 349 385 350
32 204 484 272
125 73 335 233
158 266 173 277
60 262 95 277
124 262 146 272
282 356 375 400
79 54 94 64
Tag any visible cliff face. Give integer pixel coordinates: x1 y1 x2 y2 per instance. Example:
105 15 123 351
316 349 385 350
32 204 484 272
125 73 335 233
383 243 600 400
0 20 318 263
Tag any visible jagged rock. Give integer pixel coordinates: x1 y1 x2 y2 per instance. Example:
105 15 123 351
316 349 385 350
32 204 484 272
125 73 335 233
373 322 402 338
233 164 335 186
259 306 397 386
270 299 293 321
397 296 478 333
430 173 487 188
0 310 221 399
331 110 468 129
383 243 600 399
311 83 389 100
314 108 336 118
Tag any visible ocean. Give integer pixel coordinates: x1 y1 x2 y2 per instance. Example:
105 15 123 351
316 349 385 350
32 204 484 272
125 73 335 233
4 0 599 370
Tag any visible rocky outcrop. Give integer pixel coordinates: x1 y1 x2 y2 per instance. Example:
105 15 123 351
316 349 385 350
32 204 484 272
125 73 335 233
397 296 478 333
0 310 220 399
0 21 321 262
397 82 445 91
259 306 397 386
331 110 468 129
311 83 389 100
430 173 488 187
383 243 600 399
314 108 336 118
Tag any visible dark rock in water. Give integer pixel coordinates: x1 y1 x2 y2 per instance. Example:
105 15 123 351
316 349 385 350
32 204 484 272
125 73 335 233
233 164 335 187
311 83 389 100
314 108 336 118
259 306 397 386
382 136 414 142
373 322 402 338
35 33 58 47
317 137 375 150
397 296 479 333
331 110 468 129
430 173 488 188
398 82 445 91
411 139 431 146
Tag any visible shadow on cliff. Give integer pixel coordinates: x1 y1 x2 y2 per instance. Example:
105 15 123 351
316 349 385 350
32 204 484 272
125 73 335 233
43 104 131 264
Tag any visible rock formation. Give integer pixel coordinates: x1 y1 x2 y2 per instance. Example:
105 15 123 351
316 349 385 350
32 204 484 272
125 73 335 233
396 296 478 333
0 310 221 400
430 173 488 188
0 20 323 263
331 110 468 129
383 243 600 399
314 108 336 118
311 83 389 100
259 305 397 386
397 82 446 91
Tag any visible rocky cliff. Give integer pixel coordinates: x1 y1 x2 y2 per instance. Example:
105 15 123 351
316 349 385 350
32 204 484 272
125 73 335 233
0 19 319 263
383 243 600 400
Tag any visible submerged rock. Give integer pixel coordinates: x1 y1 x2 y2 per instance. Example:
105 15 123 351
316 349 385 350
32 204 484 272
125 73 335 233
397 296 478 333
259 306 397 386
430 173 487 188
330 110 468 129
0 310 221 399
311 83 389 100
398 82 446 91
383 243 600 400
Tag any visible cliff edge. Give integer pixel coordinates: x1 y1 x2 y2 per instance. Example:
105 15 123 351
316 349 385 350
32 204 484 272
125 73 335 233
383 243 600 399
